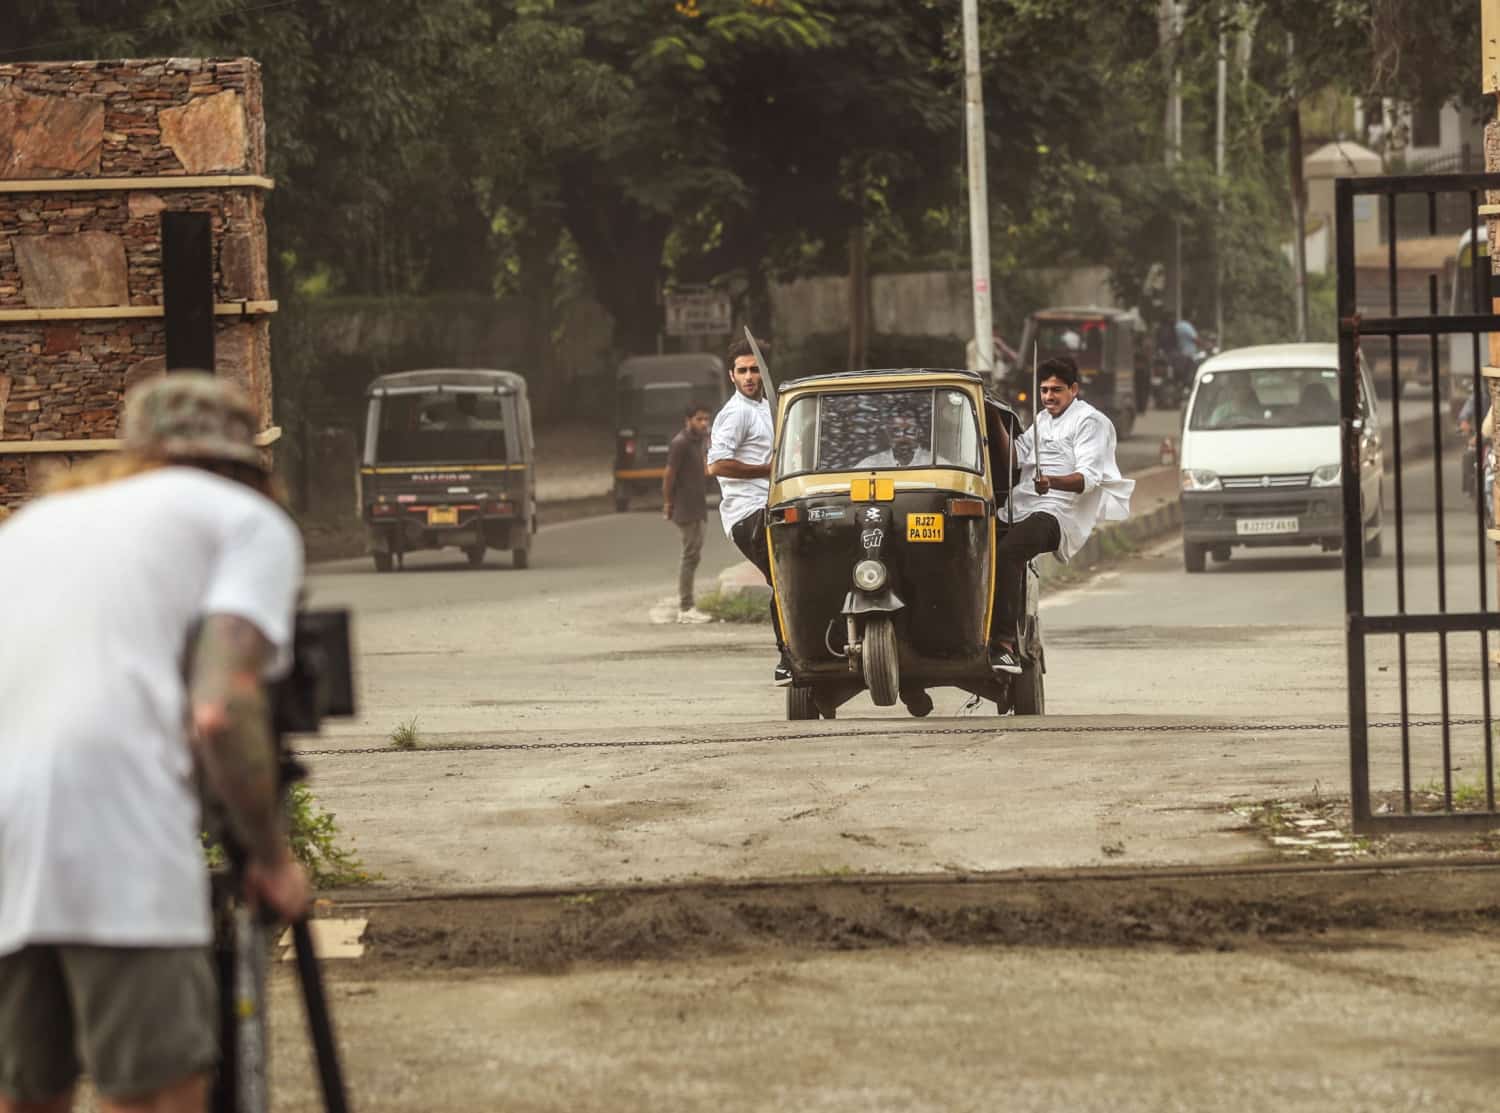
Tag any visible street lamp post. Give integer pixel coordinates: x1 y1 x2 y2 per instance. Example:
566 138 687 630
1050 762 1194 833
961 0 994 376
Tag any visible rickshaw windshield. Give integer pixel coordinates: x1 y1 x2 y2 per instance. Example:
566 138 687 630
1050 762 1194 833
622 382 698 422
374 391 509 463
777 387 983 477
1035 319 1105 371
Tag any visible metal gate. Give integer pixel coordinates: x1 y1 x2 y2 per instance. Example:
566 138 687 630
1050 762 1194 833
1337 173 1500 833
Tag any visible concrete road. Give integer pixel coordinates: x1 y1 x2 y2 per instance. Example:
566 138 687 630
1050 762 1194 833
294 420 1496 893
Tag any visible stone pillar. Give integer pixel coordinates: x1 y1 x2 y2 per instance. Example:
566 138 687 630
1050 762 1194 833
0 58 273 507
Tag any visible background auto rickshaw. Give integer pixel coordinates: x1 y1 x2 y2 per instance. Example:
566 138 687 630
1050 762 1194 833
1005 306 1145 436
614 353 727 511
767 368 1043 719
360 368 535 572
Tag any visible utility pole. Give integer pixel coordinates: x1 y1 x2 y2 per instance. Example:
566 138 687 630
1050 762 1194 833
1287 31 1309 341
1161 0 1185 324
961 0 994 376
1215 8 1228 343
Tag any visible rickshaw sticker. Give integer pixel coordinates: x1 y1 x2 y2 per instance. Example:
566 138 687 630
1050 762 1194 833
861 528 885 549
906 513 944 542
808 506 844 522
862 507 883 524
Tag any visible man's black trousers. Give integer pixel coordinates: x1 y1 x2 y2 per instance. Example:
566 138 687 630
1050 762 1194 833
992 512 1061 645
729 508 785 648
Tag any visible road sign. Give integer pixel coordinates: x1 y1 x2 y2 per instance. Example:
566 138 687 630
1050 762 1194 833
665 290 732 336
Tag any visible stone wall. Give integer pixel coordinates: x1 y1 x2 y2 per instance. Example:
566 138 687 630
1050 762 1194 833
0 58 271 506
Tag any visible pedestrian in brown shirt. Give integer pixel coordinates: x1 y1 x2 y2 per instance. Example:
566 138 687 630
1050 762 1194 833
664 402 714 623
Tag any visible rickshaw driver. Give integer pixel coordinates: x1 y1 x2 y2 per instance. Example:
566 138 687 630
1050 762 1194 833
990 356 1134 674
708 336 791 685
855 411 957 469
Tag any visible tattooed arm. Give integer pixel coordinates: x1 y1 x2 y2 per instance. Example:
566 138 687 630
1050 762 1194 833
189 614 309 916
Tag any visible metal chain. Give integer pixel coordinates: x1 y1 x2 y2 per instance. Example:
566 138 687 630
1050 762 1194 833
294 718 1487 758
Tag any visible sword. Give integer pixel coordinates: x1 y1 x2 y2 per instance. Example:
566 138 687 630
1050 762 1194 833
744 327 776 412
1032 341 1043 493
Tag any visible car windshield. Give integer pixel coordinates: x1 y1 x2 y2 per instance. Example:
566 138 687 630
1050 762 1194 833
374 391 509 463
1033 319 1105 371
1187 368 1341 430
776 387 983 476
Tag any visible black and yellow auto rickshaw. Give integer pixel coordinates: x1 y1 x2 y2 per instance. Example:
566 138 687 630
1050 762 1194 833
767 368 1043 719
1007 307 1146 436
360 368 535 572
614 353 726 511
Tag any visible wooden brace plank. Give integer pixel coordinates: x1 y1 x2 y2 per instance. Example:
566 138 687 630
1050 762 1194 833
0 300 277 323
0 175 274 194
0 426 282 455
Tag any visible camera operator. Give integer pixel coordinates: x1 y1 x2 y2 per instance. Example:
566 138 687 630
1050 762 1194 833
0 373 309 1113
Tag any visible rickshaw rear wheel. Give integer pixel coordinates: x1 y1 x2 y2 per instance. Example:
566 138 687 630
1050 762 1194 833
465 544 485 567
1013 662 1045 716
372 551 393 573
513 545 530 570
862 615 900 707
787 686 818 720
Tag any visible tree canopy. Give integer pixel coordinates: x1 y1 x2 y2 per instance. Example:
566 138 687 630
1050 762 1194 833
3 0 1489 359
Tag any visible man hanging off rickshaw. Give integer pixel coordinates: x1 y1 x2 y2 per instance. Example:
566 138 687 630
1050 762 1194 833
760 353 1131 719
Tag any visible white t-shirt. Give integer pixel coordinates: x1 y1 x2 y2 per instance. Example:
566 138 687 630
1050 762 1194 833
0 467 303 954
707 390 774 537
1008 398 1134 561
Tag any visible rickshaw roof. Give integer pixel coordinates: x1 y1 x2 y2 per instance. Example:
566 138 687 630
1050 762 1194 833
618 353 723 383
781 367 986 392
366 368 528 397
1031 306 1142 324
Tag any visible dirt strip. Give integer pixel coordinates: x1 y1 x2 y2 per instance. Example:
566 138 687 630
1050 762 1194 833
328 861 1500 976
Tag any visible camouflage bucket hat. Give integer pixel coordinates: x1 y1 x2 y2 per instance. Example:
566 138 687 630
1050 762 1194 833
121 371 265 470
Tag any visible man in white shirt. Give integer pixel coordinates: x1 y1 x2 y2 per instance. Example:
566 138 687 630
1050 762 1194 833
707 335 790 685
992 356 1134 673
0 374 309 1113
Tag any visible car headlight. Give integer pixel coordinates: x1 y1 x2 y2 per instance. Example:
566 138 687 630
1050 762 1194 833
1311 464 1341 487
1181 469 1222 492
853 559 887 592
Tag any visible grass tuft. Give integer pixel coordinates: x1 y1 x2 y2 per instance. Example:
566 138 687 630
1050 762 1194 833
389 716 422 749
696 589 769 623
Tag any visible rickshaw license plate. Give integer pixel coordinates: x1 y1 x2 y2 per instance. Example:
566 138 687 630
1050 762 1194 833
906 513 944 542
427 507 459 526
1236 517 1297 536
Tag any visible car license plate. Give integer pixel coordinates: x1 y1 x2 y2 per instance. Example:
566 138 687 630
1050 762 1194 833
427 506 459 526
907 513 944 542
1236 516 1298 536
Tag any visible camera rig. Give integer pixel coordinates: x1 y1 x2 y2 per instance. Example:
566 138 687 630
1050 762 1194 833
211 608 356 1113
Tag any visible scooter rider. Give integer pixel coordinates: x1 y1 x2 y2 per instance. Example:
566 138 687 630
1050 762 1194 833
0 373 309 1113
991 356 1134 673
707 335 791 685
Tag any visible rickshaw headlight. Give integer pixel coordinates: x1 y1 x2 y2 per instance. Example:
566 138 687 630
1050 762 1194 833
853 559 888 592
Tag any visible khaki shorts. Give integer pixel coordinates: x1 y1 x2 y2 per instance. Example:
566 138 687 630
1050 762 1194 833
0 944 217 1102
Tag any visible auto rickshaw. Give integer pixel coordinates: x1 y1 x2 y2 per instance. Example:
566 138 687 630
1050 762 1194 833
614 353 727 511
360 368 535 572
1005 307 1146 436
767 368 1043 719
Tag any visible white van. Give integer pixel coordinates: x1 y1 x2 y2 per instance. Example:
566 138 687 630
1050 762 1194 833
1179 343 1383 572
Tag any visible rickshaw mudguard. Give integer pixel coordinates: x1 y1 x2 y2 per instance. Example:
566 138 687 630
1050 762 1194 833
841 588 906 615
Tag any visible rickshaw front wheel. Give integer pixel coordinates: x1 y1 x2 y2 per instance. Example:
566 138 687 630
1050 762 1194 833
862 615 900 707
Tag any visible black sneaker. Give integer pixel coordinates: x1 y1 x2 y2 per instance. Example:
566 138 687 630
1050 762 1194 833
774 650 793 687
989 649 1023 675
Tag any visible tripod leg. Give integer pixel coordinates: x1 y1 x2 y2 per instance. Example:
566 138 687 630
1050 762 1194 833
290 919 351 1113
235 906 270 1113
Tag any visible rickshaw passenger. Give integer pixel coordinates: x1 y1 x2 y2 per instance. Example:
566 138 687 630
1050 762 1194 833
708 336 791 686
991 356 1133 673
